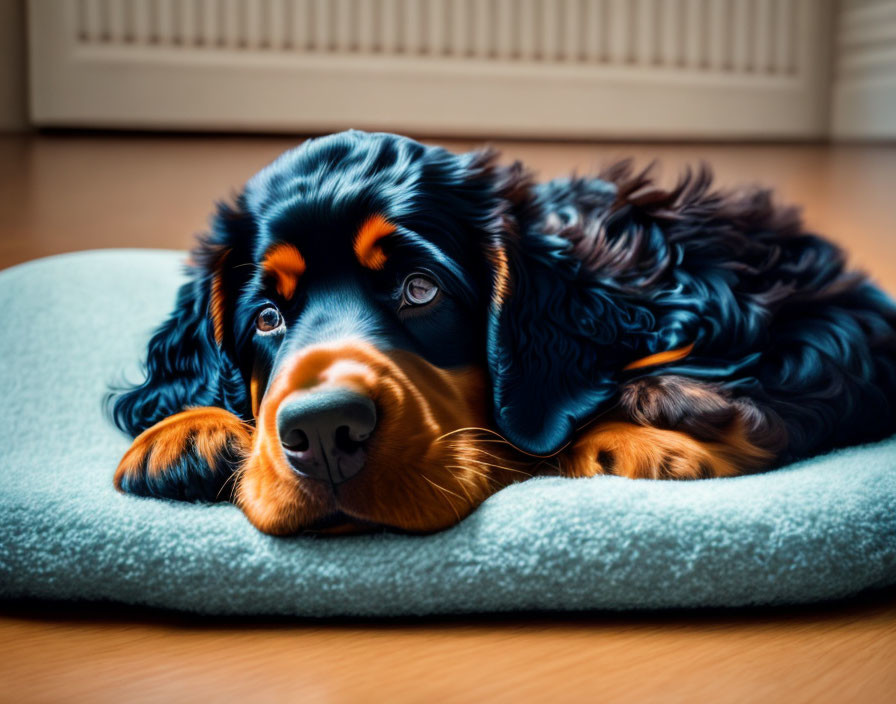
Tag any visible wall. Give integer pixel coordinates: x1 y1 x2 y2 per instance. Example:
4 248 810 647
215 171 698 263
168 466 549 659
0 0 28 131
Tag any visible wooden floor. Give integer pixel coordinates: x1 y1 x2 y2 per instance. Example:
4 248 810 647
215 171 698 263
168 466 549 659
1 133 895 703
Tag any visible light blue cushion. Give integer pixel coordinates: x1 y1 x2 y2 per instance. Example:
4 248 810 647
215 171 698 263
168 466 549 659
1 250 895 616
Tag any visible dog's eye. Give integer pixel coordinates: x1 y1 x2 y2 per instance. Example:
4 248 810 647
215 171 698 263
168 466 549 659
255 306 284 334
402 274 439 306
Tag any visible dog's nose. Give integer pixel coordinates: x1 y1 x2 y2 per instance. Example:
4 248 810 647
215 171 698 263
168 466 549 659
276 388 377 484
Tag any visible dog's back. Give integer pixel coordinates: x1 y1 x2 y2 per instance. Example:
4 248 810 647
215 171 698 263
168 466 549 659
534 163 896 462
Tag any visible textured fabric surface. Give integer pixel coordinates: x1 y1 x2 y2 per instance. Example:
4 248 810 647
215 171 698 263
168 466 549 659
1 249 895 616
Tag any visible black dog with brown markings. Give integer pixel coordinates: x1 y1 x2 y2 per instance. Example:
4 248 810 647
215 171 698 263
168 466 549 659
110 131 896 534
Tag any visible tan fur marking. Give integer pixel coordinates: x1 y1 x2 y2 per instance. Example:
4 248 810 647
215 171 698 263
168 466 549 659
354 214 396 270
262 243 306 299
488 243 511 309
206 246 231 346
564 417 771 480
250 375 261 419
236 342 499 535
624 342 695 371
210 270 227 345
114 407 252 490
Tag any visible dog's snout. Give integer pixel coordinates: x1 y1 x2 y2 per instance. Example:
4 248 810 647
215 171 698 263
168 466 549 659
276 388 377 484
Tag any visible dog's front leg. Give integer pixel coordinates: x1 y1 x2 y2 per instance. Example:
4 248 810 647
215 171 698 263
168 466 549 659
563 376 781 479
114 407 252 501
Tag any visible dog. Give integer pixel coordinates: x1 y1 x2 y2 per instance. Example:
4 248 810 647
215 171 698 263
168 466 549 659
110 130 896 534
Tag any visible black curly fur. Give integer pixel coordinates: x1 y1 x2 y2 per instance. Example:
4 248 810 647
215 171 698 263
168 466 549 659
521 160 896 461
111 131 896 472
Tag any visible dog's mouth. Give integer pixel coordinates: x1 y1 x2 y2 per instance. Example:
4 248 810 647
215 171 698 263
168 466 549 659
302 509 387 535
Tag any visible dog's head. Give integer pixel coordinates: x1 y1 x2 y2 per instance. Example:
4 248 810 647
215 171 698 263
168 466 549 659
113 131 654 533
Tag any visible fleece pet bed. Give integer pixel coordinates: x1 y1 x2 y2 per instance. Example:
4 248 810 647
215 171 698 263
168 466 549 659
1 249 895 616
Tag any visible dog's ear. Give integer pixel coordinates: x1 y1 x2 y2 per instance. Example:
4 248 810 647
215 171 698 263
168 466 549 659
468 152 659 456
110 198 255 437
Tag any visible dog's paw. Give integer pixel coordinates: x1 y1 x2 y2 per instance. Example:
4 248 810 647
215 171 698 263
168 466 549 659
619 375 743 440
114 407 252 502
619 374 786 461
564 421 744 479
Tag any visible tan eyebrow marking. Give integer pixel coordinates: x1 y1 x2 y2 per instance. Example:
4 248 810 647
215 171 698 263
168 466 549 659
261 243 306 299
354 214 396 270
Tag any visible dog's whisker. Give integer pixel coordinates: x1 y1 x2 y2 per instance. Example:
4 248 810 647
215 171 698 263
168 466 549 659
440 429 570 463
215 459 247 502
449 473 475 502
455 449 529 472
463 445 531 467
446 458 527 483
469 459 532 476
226 459 252 502
446 463 489 479
445 465 497 494
452 432 568 459
435 426 509 443
538 458 564 474
455 438 518 448
215 472 238 501
421 475 463 523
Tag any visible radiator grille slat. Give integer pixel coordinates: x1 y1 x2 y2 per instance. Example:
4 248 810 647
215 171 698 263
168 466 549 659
74 0 805 75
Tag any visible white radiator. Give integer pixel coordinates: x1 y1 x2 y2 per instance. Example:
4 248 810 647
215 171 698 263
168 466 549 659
831 0 896 139
29 0 833 138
